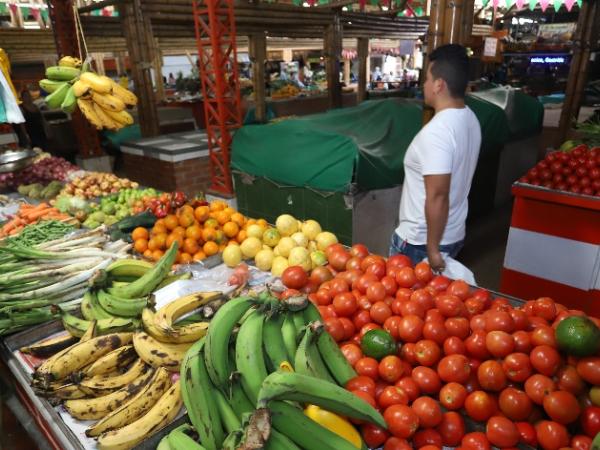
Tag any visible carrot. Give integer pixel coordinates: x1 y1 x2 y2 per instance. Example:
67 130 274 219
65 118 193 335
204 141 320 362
2 219 19 233
21 208 53 221
8 225 24 235
20 204 35 210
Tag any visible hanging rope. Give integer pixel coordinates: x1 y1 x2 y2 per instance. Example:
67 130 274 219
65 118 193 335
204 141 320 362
71 4 89 61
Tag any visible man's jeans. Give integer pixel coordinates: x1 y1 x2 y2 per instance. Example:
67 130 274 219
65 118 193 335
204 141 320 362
389 233 464 265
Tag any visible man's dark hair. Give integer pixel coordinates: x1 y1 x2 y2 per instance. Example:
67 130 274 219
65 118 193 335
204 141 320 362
428 44 469 98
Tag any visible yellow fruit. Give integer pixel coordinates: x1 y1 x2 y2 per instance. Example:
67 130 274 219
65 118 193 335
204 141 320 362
276 237 295 258
262 227 281 247
275 214 298 236
291 232 309 248
222 245 243 268
255 248 274 271
590 386 600 406
301 220 322 240
271 256 289 277
240 237 262 258
288 246 311 271
304 405 362 449
315 231 338 251
308 241 318 252
246 224 264 239
310 250 328 269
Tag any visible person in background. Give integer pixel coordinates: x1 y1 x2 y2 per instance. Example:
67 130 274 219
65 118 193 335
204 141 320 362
371 66 383 82
390 44 482 272
168 72 176 85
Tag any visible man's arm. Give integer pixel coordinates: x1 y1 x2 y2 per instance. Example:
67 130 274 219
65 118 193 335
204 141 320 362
424 174 451 272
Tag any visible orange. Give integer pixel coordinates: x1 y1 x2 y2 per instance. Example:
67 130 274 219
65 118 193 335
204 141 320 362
134 239 148 253
204 218 219 229
166 233 184 249
178 212 195 228
152 223 167 235
164 214 179 231
179 252 193 264
154 218 166 229
202 227 216 242
132 227 149 241
210 200 227 212
194 206 210 222
173 226 186 237
178 205 194 216
257 218 268 228
152 249 164 261
215 210 230 225
236 229 247 243
203 241 219 256
223 206 236 217
153 233 167 250
147 237 158 251
185 225 202 241
223 221 239 238
230 212 245 227
193 250 206 261
227 240 239 246
245 218 257 228
219 243 227 252
143 249 153 259
183 238 200 255
214 229 226 244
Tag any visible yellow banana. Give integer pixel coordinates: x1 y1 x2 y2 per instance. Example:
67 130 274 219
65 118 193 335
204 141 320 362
97 381 182 450
92 92 125 113
104 109 134 127
106 77 138 106
86 367 171 437
77 98 103 130
72 79 92 98
92 102 120 131
58 56 82 68
83 345 137 378
142 308 185 344
33 383 87 400
304 404 362 449
80 71 112 94
133 331 191 371
64 368 155 420
79 359 149 395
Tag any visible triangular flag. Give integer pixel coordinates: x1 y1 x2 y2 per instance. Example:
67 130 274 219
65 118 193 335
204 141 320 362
359 0 366 9
492 0 500 9
506 0 513 8
0 3 7 13
8 4 17 14
414 6 424 14
540 0 550 10
21 6 30 18
552 0 562 10
529 0 537 9
482 0 490 7
564 0 575 8
577 0 582 7
31 7 41 21
516 0 524 8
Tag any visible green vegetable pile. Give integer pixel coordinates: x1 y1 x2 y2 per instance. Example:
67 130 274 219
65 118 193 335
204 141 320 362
4 220 75 248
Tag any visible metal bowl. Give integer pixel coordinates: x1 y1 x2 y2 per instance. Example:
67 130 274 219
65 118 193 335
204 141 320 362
0 149 36 173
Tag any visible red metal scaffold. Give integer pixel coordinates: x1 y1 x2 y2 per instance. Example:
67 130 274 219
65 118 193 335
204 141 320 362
193 0 243 196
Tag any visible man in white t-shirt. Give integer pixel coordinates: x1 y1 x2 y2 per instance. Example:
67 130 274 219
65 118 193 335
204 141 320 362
390 44 482 272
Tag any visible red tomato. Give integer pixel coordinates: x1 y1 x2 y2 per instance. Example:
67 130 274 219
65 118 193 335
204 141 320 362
576 357 600 385
465 391 498 422
477 360 506 392
350 243 369 259
383 437 412 450
384 404 419 439
509 308 529 331
470 314 487 331
437 354 471 384
383 315 402 340
399 342 417 365
485 331 515 358
359 322 382 337
543 390 580 425
461 432 491 450
443 336 466 356
398 315 424 343
422 321 449 345
439 382 467 410
379 355 404 383
332 292 358 317
513 330 532 353
314 289 332 306
387 254 412 269
466 330 491 360
412 396 443 428
465 297 486 317
411 289 435 310
395 376 420 402
571 435 592 450
413 429 443 449
395 267 417 288
309 266 334 285
380 275 398 296
366 261 387 280
484 310 515 332
345 256 363 272
378 385 409 409
399 300 425 318
346 375 376 397
486 416 519 448
516 421 537 446
445 317 470 339
502 352 533 383
338 317 356 340
414 262 433 283
580 406 600 437
436 411 465 446
524 373 556 404
354 273 378 294
366 282 387 303
353 310 372 330
361 423 389 448
355 357 380 380
535 421 570 450
425 308 445 323
415 339 442 367
557 365 586 395
429 275 451 292
412 366 442 394
340 343 363 366
329 278 350 296
530 345 561 376
326 243 346 260
435 294 465 318
533 297 557 321
395 287 412 302
531 325 558 347
324 317 345 342
370 301 392 324
498 387 533 421
338 269 363 287
281 266 308 289
447 280 470 300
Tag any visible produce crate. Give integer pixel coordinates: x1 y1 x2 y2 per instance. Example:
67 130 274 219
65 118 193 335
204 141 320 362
500 183 600 315
233 172 401 255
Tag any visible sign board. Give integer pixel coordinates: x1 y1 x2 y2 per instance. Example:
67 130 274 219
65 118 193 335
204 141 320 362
483 37 498 58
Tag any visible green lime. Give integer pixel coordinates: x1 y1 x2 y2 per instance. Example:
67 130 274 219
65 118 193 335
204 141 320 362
361 329 397 360
556 316 600 357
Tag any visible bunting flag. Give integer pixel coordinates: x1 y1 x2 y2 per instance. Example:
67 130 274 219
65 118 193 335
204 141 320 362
516 0 525 8
492 0 500 8
564 0 576 9
0 2 7 13
101 7 112 16
91 8 102 15
540 0 550 10
482 0 491 7
506 0 513 8
359 0 366 10
528 0 537 9
40 9 49 23
30 7 41 21
413 6 424 15
8 3 17 14
553 0 562 9
577 0 582 6
21 6 29 18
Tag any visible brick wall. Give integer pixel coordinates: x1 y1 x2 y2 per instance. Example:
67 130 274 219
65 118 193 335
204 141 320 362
122 153 212 196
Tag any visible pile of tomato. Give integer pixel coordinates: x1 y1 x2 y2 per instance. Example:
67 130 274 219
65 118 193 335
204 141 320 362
300 243 600 450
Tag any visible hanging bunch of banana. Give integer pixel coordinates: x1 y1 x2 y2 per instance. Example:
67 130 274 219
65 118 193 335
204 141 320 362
159 293 387 450
38 55 137 131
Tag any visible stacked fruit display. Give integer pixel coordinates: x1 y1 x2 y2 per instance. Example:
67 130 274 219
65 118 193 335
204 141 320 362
227 213 338 276
40 56 137 130
519 144 600 196
0 156 79 190
60 172 138 199
160 293 387 449
131 200 255 264
300 245 600 450
141 191 188 218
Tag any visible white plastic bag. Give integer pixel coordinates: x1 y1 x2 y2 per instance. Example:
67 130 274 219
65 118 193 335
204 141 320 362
423 255 477 286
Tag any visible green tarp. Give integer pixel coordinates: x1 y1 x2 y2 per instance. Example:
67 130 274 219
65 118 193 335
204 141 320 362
232 97 511 193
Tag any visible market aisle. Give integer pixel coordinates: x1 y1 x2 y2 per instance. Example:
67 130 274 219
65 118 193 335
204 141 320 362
459 202 514 291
